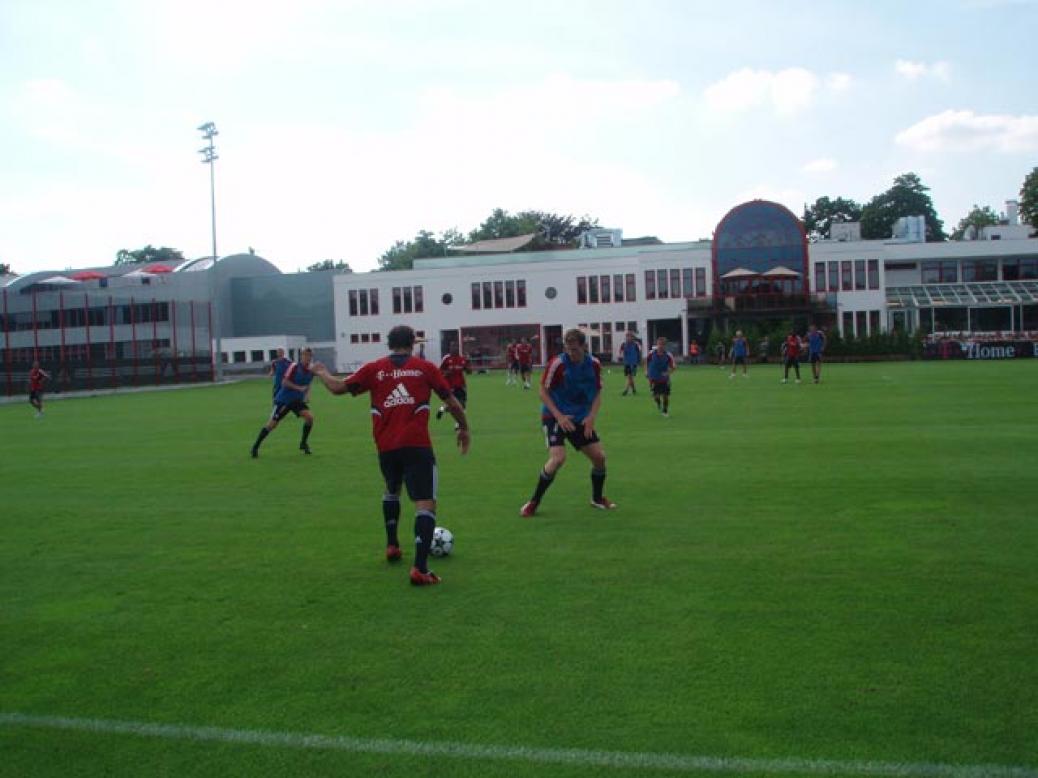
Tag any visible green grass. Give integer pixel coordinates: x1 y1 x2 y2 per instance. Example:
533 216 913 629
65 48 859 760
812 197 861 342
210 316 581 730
1 361 1037 777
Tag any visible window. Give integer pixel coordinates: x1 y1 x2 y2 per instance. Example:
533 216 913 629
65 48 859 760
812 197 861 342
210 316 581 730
841 261 853 291
828 261 839 292
600 275 611 303
482 282 492 309
471 283 481 309
613 274 624 302
657 269 668 299
370 289 379 315
682 268 693 298
695 268 705 297
372 332 380 343
361 333 370 343
403 286 413 313
268 349 278 360
442 292 453 305
854 260 866 290
233 351 247 363
393 287 403 314
250 350 264 362
963 260 997 282
414 286 424 313
517 280 526 307
359 289 369 316
869 310 880 335
921 261 958 283
645 270 656 300
349 290 358 316
1003 258 1038 280
589 275 599 304
505 280 515 307
867 260 879 290
577 276 588 304
856 311 867 337
815 262 826 291
670 269 681 299
843 311 854 336
626 274 637 301
494 281 504 308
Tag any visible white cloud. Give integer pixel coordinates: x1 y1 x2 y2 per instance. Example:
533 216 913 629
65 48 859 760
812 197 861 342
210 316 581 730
895 109 1038 152
703 67 852 116
895 59 951 81
802 158 837 173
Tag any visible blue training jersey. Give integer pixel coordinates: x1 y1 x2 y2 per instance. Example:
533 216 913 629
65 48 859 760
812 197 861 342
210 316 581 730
620 341 642 367
646 349 674 381
541 352 602 424
732 337 748 357
808 331 825 354
271 356 291 393
274 361 315 404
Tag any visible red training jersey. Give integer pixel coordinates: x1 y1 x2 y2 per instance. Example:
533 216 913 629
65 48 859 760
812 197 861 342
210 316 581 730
516 342 533 366
29 368 46 391
346 355 452 452
506 344 517 362
785 335 801 358
439 354 471 390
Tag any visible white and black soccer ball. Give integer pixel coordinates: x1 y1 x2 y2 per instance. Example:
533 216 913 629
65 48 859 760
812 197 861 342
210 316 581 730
430 526 454 557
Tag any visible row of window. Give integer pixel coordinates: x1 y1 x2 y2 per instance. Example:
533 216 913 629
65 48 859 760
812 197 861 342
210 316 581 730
920 258 1038 284
3 340 174 364
576 321 639 356
814 260 880 292
644 268 707 301
1 302 173 332
348 286 428 317
577 274 637 304
842 310 883 338
349 332 382 344
471 280 527 310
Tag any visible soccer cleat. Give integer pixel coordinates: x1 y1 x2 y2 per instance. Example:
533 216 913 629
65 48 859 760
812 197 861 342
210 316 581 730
435 406 445 420
781 379 788 384
410 566 441 586
520 500 538 518
590 496 618 510
795 379 801 384
300 443 312 455
250 447 259 458
386 544 402 562
662 411 669 418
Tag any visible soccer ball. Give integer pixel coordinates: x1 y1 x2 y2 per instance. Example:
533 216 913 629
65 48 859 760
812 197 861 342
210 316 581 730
430 526 454 557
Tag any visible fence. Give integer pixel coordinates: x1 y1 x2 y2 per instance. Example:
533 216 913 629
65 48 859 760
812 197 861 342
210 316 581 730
2 288 214 397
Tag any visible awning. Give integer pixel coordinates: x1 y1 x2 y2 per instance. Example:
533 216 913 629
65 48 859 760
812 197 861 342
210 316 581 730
721 268 759 280
761 265 801 278
886 280 1038 308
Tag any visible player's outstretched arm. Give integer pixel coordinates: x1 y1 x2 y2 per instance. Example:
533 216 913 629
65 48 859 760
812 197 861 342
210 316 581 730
311 364 351 395
443 395 470 454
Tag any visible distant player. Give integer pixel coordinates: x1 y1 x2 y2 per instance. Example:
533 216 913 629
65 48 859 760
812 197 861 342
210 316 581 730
715 340 726 367
782 331 802 384
436 342 472 423
618 331 642 396
28 361 51 418
268 347 291 404
730 330 749 378
520 328 614 517
645 337 676 417
505 340 519 386
312 325 470 586
251 347 316 457
807 324 826 383
688 340 700 365
516 337 534 389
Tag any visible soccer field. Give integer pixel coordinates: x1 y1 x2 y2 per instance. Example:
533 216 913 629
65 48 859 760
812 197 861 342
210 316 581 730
2 361 1037 777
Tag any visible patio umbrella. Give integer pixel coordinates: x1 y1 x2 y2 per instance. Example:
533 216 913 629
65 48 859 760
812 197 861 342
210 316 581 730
721 268 759 280
69 270 107 281
762 266 801 278
145 264 174 274
38 275 81 285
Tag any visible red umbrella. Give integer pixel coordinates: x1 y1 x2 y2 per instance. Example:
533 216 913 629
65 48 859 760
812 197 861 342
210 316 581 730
145 264 174 274
69 270 107 281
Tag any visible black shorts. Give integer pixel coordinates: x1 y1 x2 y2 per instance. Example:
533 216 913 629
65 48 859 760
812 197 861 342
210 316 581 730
733 355 746 365
784 357 800 368
650 379 671 397
543 417 600 450
519 362 532 373
29 390 43 402
623 364 637 376
810 353 822 364
452 387 467 408
379 446 437 501
510 360 521 371
271 400 309 421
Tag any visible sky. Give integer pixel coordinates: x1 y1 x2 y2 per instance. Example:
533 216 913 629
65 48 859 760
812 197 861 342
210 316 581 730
1 0 1036 276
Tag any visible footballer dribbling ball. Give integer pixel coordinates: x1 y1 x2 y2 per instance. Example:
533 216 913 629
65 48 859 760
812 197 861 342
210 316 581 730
430 527 454 557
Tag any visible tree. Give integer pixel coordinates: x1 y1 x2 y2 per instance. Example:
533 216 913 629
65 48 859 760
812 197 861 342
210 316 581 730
860 173 946 242
114 245 186 266
0 262 12 275
306 259 352 272
950 204 1000 241
1019 167 1038 236
378 229 464 271
467 209 599 248
801 196 863 241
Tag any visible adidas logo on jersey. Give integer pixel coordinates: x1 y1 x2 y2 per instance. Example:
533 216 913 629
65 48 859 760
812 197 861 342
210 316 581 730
383 382 416 408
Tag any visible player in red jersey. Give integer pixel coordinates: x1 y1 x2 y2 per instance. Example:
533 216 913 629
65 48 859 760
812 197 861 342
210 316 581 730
436 342 472 424
505 341 519 386
782 331 802 384
516 337 534 389
312 326 470 586
28 361 51 418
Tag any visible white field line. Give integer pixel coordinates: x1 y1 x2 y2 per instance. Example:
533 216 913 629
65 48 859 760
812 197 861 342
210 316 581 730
2 712 1037 777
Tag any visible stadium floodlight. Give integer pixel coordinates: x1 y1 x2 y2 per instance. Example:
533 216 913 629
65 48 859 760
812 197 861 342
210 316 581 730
198 121 222 380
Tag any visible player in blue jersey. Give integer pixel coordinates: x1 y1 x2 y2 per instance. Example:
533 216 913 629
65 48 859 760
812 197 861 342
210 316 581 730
520 328 615 516
251 347 317 457
807 324 826 383
618 331 642 396
267 347 292 404
729 330 749 378
645 337 676 416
